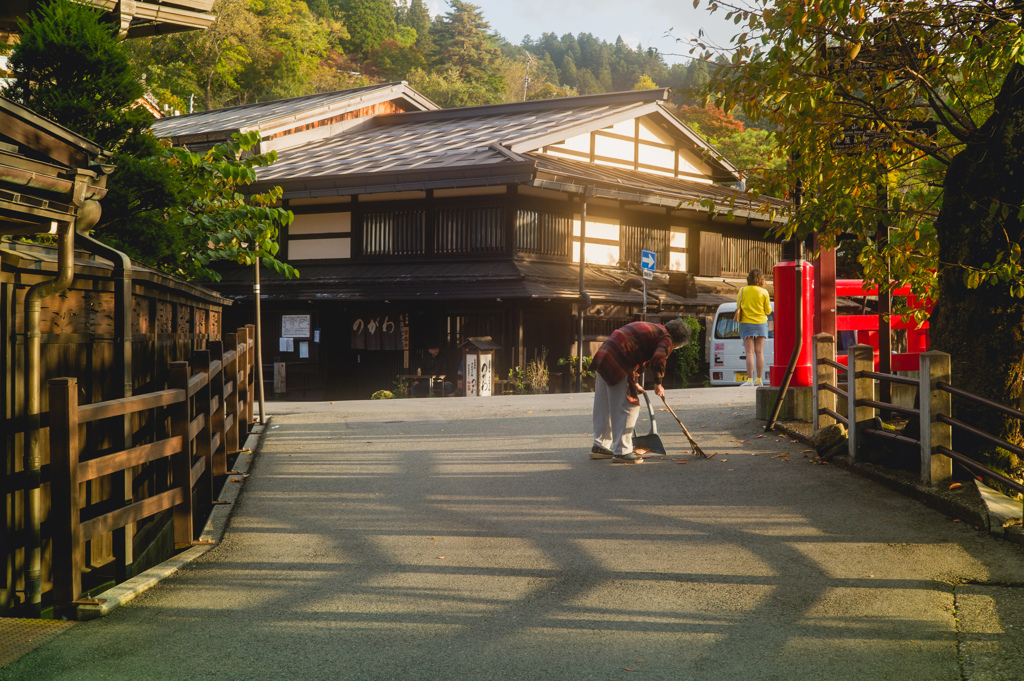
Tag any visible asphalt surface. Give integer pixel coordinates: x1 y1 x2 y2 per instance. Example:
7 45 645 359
5 387 1024 681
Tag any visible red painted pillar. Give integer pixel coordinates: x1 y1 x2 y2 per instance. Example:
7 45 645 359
770 260 816 387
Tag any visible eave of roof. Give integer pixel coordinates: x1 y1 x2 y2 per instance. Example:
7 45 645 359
529 154 789 223
208 258 711 309
0 97 105 161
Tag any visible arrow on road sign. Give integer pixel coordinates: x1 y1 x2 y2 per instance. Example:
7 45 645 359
640 249 656 271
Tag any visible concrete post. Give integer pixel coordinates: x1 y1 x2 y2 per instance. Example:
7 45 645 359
813 333 837 434
918 350 952 484
847 344 875 462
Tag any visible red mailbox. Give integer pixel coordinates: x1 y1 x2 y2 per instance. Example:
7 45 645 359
770 260 815 387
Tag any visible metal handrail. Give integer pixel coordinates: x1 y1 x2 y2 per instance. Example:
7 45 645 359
859 399 920 418
862 427 920 448
822 383 847 399
861 370 919 387
821 407 848 425
937 414 1024 458
937 445 1024 496
822 357 848 372
937 381 1024 421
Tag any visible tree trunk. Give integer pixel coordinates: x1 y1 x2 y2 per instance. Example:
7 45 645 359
929 63 1024 479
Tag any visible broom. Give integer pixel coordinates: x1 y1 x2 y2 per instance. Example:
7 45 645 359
660 395 711 458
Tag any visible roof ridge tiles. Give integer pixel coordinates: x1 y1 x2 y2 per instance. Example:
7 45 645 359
368 88 671 126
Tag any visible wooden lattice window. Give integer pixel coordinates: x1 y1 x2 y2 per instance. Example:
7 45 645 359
621 221 669 269
516 209 571 257
435 206 504 254
720 236 783 278
362 210 426 255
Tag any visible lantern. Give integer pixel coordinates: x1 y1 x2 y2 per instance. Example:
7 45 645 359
459 336 500 397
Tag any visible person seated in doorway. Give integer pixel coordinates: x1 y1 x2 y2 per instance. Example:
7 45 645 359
411 345 454 397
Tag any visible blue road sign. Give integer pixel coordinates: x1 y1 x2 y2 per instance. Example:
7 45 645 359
640 249 656 271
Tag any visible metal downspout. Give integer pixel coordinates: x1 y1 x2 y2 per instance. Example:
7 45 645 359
77 232 134 579
24 222 75 616
24 172 102 615
576 187 593 393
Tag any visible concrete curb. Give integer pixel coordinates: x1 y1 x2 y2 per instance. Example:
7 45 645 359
75 422 267 621
773 420 1024 547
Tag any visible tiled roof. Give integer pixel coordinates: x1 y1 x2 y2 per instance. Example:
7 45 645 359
258 98 643 181
149 82 435 140
257 89 740 186
209 258 708 309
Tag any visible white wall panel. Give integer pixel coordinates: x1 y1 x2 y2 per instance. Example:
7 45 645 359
289 237 351 260
290 211 351 235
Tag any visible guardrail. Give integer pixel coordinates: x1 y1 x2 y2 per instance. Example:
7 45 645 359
48 325 256 611
814 334 1024 507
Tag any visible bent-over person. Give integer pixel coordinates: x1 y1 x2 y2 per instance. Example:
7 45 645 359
590 319 692 464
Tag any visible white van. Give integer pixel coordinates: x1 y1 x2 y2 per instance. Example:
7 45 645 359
708 302 774 386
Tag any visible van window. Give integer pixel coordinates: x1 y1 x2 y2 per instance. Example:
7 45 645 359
714 316 741 339
716 312 775 340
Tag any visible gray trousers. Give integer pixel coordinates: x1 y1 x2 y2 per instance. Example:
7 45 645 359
592 374 640 456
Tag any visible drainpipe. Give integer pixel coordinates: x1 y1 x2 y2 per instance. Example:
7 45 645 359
23 221 75 616
576 187 593 393
76 231 134 579
24 173 101 615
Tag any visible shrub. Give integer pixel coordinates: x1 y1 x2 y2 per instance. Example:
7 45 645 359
371 390 394 400
671 317 704 387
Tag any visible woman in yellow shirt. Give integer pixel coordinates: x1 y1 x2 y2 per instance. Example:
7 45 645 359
736 268 773 386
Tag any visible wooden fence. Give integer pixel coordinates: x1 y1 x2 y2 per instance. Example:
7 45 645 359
48 325 256 611
813 334 1024 510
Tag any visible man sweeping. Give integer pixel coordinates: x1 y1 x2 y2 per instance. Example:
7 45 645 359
590 319 692 464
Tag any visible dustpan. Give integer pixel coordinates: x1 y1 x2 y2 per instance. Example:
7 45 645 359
632 392 667 455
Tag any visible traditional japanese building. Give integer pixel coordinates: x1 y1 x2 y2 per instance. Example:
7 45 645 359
1 0 217 39
153 86 788 399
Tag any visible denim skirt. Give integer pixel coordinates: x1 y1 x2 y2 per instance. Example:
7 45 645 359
739 322 769 339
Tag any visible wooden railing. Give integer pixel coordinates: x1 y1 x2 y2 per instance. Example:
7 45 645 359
49 325 256 609
814 334 1024 508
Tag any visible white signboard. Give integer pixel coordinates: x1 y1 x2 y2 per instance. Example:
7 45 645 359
281 314 311 338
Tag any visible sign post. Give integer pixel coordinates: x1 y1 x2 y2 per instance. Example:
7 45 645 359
640 250 656 320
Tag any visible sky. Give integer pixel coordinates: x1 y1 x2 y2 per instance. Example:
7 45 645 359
427 0 741 65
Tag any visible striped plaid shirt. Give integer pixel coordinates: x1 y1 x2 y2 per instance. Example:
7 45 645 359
591 322 673 388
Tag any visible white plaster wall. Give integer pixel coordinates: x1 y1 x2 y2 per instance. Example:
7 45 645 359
290 212 351 235
289 237 351 260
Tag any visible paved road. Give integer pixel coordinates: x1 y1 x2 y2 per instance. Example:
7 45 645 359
5 388 1024 680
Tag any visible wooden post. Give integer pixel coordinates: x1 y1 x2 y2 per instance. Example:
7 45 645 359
813 333 837 434
208 339 227 476
847 344 875 462
273 361 286 397
193 349 213 506
169 361 194 549
236 326 250 438
224 332 239 454
49 377 82 607
919 351 953 484
245 323 256 428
